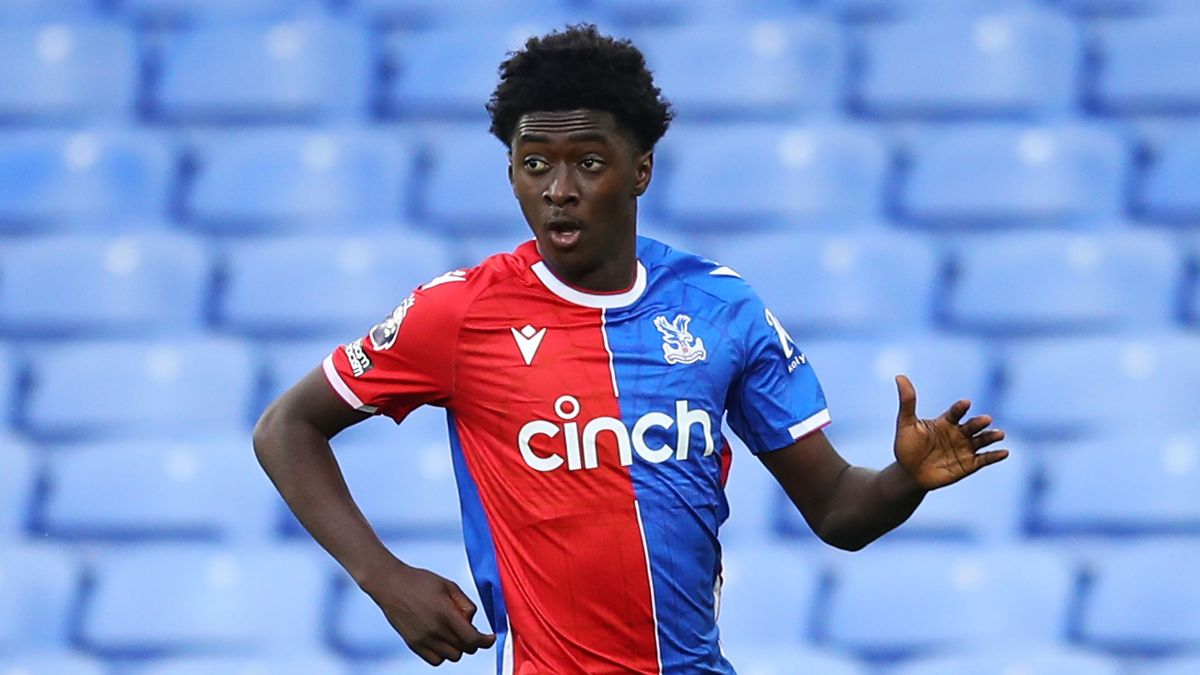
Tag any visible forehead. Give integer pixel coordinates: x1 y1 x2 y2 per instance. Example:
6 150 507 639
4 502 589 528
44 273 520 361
512 109 630 147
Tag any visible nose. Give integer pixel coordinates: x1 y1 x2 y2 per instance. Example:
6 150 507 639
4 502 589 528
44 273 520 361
542 164 579 207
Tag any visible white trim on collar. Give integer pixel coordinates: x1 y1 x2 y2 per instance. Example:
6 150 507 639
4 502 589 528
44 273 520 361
531 260 648 309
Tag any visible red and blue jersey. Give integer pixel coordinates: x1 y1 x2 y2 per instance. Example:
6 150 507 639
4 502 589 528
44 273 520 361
324 236 829 674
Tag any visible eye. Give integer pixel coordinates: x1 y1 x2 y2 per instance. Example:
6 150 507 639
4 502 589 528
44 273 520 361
523 157 549 173
580 156 605 171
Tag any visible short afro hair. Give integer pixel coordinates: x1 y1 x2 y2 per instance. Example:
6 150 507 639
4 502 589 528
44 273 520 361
487 24 674 152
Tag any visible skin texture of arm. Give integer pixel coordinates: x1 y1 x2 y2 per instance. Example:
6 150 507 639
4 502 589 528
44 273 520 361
252 367 495 664
758 375 1008 552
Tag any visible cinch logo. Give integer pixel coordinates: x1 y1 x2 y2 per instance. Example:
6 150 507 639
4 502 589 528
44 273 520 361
518 395 715 473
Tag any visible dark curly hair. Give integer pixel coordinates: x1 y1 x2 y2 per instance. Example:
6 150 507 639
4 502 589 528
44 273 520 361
487 24 674 152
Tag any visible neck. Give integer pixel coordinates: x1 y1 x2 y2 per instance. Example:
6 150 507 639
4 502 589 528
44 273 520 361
539 236 638 293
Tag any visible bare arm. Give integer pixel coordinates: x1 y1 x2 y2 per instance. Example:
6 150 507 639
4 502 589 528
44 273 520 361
252 367 494 664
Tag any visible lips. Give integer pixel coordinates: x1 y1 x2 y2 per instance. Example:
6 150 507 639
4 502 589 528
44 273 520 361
546 216 583 250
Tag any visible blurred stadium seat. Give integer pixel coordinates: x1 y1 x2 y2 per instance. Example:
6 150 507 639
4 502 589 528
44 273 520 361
0 349 12 431
823 545 1073 656
0 130 171 230
0 653 108 675
900 123 1126 227
185 129 411 231
689 232 938 335
357 0 572 29
116 0 321 24
0 234 209 337
1080 541 1200 652
358 655 495 675
719 645 867 675
654 123 887 230
825 0 1037 20
0 545 79 650
1091 16 1200 113
1138 124 1200 222
719 425 790 542
333 541 478 655
82 545 325 654
217 233 454 337
416 126 522 233
1036 434 1200 535
636 19 843 118
1001 332 1200 437
0 436 34 538
151 20 368 122
0 22 135 123
890 645 1121 675
852 9 1078 116
22 338 255 440
1144 655 1200 675
945 231 1181 334
131 653 349 675
40 435 277 541
715 543 819 649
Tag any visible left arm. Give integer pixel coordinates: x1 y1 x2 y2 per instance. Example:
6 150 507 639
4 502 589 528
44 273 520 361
759 375 1008 552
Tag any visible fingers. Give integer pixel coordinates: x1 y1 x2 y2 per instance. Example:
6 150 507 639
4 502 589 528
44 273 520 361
958 414 991 437
972 449 1009 470
444 583 497 653
895 374 918 427
941 398 972 425
446 582 479 622
971 429 1006 450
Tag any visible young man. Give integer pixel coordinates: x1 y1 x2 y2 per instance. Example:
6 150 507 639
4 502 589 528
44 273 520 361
254 24 1008 674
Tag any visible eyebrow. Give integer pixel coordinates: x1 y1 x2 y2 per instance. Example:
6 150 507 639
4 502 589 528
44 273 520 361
516 130 612 146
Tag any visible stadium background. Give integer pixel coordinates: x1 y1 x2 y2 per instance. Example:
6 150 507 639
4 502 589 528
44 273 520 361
1 0 1198 673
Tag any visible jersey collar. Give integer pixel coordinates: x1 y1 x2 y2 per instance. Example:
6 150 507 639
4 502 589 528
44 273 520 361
530 259 648 309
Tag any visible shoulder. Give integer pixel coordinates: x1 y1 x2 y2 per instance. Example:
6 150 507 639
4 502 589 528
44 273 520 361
639 235 762 311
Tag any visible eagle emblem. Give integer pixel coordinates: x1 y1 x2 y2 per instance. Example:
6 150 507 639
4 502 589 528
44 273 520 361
654 314 707 365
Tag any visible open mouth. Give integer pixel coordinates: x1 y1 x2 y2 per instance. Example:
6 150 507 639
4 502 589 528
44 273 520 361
546 218 583 250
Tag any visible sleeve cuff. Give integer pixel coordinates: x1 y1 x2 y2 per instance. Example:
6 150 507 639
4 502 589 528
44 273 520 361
322 354 379 414
787 409 831 441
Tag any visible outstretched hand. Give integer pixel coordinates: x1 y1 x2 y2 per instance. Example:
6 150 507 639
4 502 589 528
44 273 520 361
893 374 1009 491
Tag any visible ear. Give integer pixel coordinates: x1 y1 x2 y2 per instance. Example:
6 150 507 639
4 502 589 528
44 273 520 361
633 150 654 197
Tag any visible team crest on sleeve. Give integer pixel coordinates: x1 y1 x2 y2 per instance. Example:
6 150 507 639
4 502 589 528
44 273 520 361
369 294 415 351
654 314 707 365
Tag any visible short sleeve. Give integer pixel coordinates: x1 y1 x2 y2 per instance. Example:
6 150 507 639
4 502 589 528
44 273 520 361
725 292 829 454
322 273 469 422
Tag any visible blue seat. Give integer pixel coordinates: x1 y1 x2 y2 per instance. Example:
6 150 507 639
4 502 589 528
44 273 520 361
825 0 1034 19
151 20 368 121
218 233 454 337
358 0 572 28
636 19 843 118
891 645 1121 675
22 338 255 440
41 435 278 541
261 338 344 404
358 655 495 675
721 646 866 675
0 0 97 18
1001 333 1200 437
1036 434 1200 535
1081 541 1200 652
1139 125 1200 222
946 231 1180 334
719 423 790 543
82 544 325 654
655 123 887 230
132 654 348 675
853 9 1077 116
0 130 171 230
689 232 938 336
0 22 135 122
334 541 480 655
900 123 1126 227
824 545 1073 656
0 234 209 337
0 545 80 649
1092 17 1200 113
417 127 523 234
0 653 108 675
186 129 411 231
117 0 318 23
716 543 820 649
0 435 34 537
1145 656 1200 675
455 231 535 268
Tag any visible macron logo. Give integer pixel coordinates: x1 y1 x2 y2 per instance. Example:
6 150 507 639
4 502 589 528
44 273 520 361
511 325 547 366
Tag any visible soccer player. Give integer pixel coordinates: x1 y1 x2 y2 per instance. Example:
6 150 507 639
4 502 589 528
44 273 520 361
253 24 1009 674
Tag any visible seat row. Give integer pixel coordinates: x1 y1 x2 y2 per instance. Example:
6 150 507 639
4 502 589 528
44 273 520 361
4 123 1200 232
1 541 1197 659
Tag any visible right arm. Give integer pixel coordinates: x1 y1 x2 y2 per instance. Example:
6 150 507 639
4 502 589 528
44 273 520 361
252 366 495 664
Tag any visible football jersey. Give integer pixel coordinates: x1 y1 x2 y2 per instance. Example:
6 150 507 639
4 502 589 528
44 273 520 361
323 236 829 675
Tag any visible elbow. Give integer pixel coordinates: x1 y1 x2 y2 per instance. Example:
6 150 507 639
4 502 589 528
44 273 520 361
252 399 286 461
816 521 874 553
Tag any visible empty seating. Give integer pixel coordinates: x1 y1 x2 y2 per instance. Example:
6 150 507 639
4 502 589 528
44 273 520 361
824 545 1073 656
900 123 1126 227
358 655 495 675
358 0 571 28
853 9 1078 116
22 338 255 440
0 653 108 675
0 349 11 431
132 653 348 675
719 647 866 675
151 20 369 122
217 233 454 337
82 545 325 654
719 424 790 542
1002 333 1200 437
417 128 525 233
655 123 887 230
41 435 278 541
0 22 135 122
1081 541 1200 652
0 130 171 230
946 231 1180 334
0 436 34 537
689 232 938 336
0 545 79 649
0 234 209 337
1139 125 1200 221
716 543 819 649
185 130 411 231
1091 16 1200 113
636 19 843 118
1144 656 1200 675
117 0 319 24
891 645 1121 675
